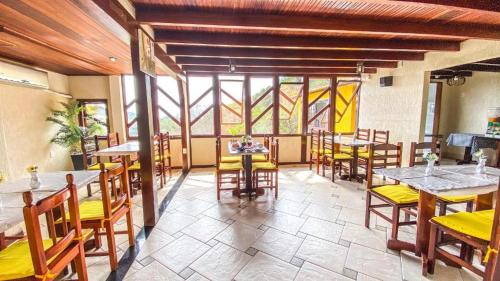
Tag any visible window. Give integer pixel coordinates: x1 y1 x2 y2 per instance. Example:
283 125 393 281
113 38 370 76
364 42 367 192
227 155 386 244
250 77 273 135
189 76 214 136
307 78 331 132
220 75 245 135
157 76 181 136
122 75 138 138
335 81 361 133
78 100 109 135
279 76 303 134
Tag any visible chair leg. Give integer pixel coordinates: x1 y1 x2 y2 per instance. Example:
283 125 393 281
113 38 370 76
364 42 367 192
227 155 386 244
427 224 439 275
74 242 89 281
236 173 241 198
466 201 473 212
87 184 92 197
105 222 118 271
126 208 135 247
274 171 278 199
322 157 326 177
331 160 335 182
438 201 447 216
94 228 101 249
365 191 372 228
216 173 221 201
391 206 400 240
309 153 312 170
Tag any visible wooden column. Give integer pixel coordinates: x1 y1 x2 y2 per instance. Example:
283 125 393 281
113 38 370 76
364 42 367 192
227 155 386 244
272 75 280 136
213 74 221 136
130 27 158 226
244 75 251 135
150 77 160 134
301 75 309 163
329 76 338 133
177 78 189 173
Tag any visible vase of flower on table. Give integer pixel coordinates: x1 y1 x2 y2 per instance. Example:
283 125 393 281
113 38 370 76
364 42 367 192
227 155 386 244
424 152 438 176
27 165 41 190
473 149 487 174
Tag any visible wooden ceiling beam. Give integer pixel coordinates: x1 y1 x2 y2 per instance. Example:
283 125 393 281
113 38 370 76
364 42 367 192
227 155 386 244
155 30 460 51
390 0 500 13
136 7 500 40
176 57 398 68
451 63 500 72
154 44 183 74
166 46 424 61
431 70 473 77
183 65 377 74
187 71 360 77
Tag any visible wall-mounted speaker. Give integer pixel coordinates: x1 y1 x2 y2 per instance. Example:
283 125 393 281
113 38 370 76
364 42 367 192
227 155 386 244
380 76 393 87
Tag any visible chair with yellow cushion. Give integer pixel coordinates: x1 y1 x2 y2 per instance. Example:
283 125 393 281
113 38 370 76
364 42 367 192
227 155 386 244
321 131 353 182
77 161 135 271
252 135 272 162
252 139 279 199
365 142 419 243
0 174 88 281
160 132 173 182
358 129 389 177
309 128 324 174
81 135 121 197
216 137 242 200
409 141 475 215
128 134 165 193
427 208 496 278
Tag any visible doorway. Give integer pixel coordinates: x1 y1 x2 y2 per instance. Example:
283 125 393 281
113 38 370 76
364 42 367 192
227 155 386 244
424 82 442 143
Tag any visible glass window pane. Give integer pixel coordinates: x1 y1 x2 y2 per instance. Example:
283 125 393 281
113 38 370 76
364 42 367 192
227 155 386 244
308 78 331 131
123 75 136 104
189 76 213 104
159 111 181 136
83 103 108 135
220 80 244 135
279 82 303 134
251 77 273 134
157 76 180 103
191 108 214 135
129 121 138 137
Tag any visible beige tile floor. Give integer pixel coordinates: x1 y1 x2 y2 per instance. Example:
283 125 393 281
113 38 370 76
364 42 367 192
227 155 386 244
82 166 483 281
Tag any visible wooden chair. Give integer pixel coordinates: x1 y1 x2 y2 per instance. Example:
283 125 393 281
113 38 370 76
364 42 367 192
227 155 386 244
77 161 135 271
365 142 419 246
160 132 172 183
252 139 279 199
128 134 164 192
81 135 120 197
216 136 242 200
409 141 475 216
309 128 323 174
359 129 389 178
357 128 371 141
252 135 272 162
322 131 353 182
0 174 88 280
426 178 500 278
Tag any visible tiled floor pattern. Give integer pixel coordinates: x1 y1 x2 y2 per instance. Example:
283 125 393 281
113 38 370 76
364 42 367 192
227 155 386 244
84 167 483 281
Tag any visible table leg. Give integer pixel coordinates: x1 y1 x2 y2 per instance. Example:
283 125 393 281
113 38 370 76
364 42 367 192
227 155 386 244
351 146 359 181
244 155 253 199
416 190 436 258
457 146 473 165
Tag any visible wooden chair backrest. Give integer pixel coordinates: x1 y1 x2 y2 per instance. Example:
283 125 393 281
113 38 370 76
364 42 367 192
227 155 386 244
366 142 403 188
81 136 98 169
409 141 441 167
263 135 274 160
98 159 131 220
22 174 87 280
322 131 335 157
160 132 171 167
106 133 121 163
356 128 370 141
310 128 322 152
373 130 390 144
270 139 280 167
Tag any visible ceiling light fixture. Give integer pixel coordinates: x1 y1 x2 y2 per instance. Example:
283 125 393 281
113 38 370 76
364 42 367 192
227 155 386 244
228 59 236 73
446 74 466 86
109 57 117 62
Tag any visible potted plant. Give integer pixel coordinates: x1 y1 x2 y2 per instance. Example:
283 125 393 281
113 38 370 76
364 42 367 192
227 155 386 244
47 101 101 170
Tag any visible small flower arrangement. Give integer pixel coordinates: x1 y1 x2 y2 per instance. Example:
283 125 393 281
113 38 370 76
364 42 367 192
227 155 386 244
473 149 487 160
424 152 438 162
27 165 39 173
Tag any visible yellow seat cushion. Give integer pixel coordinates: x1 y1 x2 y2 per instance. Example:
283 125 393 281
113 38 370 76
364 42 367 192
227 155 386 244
358 151 382 159
218 162 243 171
340 147 352 154
88 162 121 170
56 200 120 222
372 185 419 204
252 161 277 170
330 153 353 160
221 156 242 163
252 155 267 162
438 194 476 203
311 148 332 155
129 162 141 171
431 209 494 241
0 239 54 280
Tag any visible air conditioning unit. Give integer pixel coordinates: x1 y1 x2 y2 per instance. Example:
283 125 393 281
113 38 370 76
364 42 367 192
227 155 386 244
0 60 49 89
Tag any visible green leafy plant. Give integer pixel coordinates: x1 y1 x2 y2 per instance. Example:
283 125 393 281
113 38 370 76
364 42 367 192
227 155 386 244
424 152 438 162
228 124 244 137
46 101 100 154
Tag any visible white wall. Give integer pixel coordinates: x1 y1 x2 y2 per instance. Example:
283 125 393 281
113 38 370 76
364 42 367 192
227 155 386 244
359 39 500 165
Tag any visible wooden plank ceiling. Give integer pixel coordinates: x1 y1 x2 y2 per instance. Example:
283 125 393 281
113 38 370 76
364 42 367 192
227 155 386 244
135 0 500 76
0 0 499 76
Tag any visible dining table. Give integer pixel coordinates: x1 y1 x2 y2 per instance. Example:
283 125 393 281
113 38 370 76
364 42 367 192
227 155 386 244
374 164 500 274
227 142 269 198
0 170 99 248
332 136 372 182
93 141 139 160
